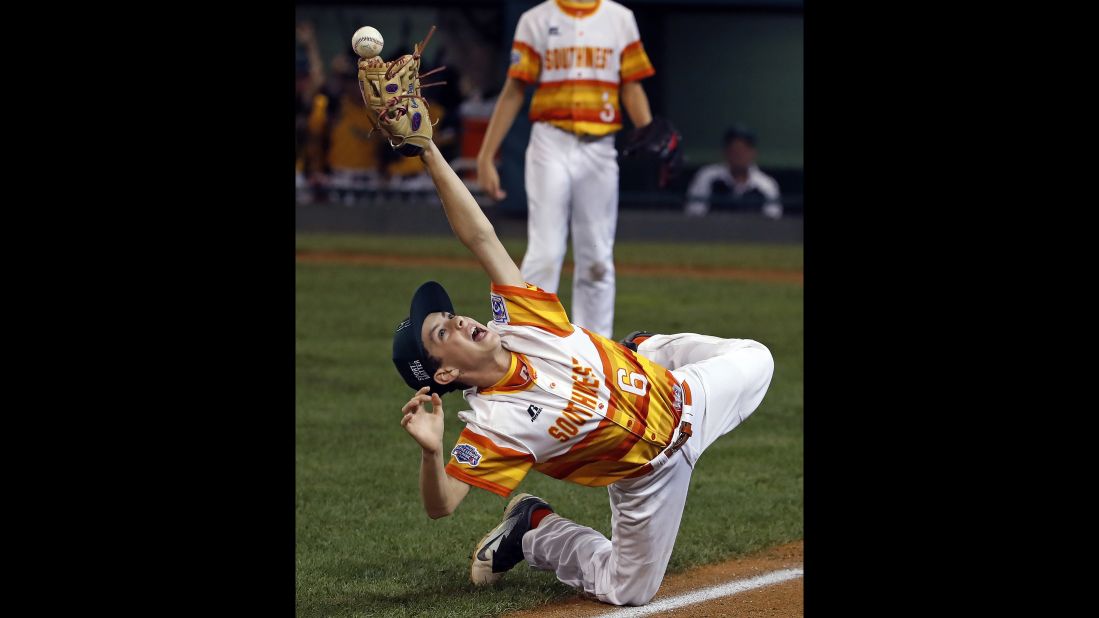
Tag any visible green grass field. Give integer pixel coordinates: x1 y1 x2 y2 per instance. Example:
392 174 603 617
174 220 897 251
296 233 803 617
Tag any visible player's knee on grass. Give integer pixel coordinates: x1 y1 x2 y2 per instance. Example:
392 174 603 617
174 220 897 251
614 578 661 606
756 342 775 388
603 563 663 606
736 342 775 418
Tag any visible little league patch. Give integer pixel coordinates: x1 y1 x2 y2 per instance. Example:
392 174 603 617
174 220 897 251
452 443 482 467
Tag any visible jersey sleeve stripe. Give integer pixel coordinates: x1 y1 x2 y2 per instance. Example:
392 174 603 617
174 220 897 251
620 40 655 83
459 427 533 459
508 40 542 84
491 283 556 301
621 65 656 83
492 283 574 335
513 39 541 60
444 464 513 497
621 40 644 55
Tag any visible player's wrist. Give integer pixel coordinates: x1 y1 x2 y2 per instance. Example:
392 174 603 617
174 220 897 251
476 149 495 166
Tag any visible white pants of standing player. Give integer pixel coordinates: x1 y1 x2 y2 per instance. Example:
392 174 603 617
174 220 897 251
521 122 619 338
523 334 775 606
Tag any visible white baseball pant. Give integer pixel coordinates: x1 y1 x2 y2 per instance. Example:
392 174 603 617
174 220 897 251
521 122 619 338
522 333 776 605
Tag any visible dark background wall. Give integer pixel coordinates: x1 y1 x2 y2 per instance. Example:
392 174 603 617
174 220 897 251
295 0 803 216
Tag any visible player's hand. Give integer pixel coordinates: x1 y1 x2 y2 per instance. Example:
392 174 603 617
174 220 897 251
400 386 446 454
476 158 507 201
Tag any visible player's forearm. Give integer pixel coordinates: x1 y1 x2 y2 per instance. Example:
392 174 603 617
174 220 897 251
420 141 524 285
420 141 496 246
420 448 459 519
621 81 653 129
476 79 527 164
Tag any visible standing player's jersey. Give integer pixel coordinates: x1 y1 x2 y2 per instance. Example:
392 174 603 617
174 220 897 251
444 283 692 497
508 0 655 136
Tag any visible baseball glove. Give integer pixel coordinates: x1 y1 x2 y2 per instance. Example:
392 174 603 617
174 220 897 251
620 116 684 188
357 26 447 157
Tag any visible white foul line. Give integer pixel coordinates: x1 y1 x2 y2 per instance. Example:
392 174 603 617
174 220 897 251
593 567 804 617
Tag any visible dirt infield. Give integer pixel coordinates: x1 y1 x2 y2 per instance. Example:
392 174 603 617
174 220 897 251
502 540 804 618
295 251 803 285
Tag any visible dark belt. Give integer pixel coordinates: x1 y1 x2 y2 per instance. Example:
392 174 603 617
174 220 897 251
544 122 614 142
622 380 695 479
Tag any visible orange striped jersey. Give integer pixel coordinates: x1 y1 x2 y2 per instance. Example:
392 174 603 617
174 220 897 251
443 283 690 498
507 0 655 137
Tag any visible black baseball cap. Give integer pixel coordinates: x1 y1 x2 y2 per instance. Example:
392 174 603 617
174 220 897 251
723 124 758 148
392 281 460 394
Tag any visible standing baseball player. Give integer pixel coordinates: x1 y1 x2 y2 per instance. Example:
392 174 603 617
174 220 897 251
476 0 658 338
393 139 774 606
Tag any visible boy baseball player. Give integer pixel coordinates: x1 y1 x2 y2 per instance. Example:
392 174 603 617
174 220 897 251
393 139 775 606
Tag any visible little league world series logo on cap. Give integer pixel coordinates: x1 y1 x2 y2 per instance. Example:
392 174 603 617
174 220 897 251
491 293 509 324
452 444 482 467
408 360 431 382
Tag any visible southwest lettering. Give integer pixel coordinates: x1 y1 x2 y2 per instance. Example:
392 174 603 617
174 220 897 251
573 374 599 389
548 359 605 441
573 378 599 398
571 391 598 410
556 417 579 436
545 47 615 71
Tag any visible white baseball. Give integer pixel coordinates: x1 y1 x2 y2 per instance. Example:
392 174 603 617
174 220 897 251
351 26 384 59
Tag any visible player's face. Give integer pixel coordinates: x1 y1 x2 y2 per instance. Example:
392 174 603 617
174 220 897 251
725 139 757 170
420 311 501 371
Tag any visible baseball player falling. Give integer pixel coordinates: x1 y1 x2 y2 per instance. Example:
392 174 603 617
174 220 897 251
357 24 771 608
393 143 773 607
476 0 660 339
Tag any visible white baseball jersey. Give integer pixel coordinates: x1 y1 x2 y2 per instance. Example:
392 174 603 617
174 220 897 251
444 283 693 497
508 0 655 136
685 163 784 218
504 0 656 338
443 295 776 606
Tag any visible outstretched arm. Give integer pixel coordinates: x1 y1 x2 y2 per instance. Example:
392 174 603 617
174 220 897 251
420 141 524 287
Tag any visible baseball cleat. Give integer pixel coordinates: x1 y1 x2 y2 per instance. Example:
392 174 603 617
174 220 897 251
470 493 553 585
619 330 660 352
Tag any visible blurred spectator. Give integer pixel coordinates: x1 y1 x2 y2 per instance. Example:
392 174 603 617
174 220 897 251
685 125 782 219
324 52 384 204
295 21 466 203
295 22 326 203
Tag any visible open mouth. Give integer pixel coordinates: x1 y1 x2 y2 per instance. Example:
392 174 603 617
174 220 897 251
472 326 487 342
